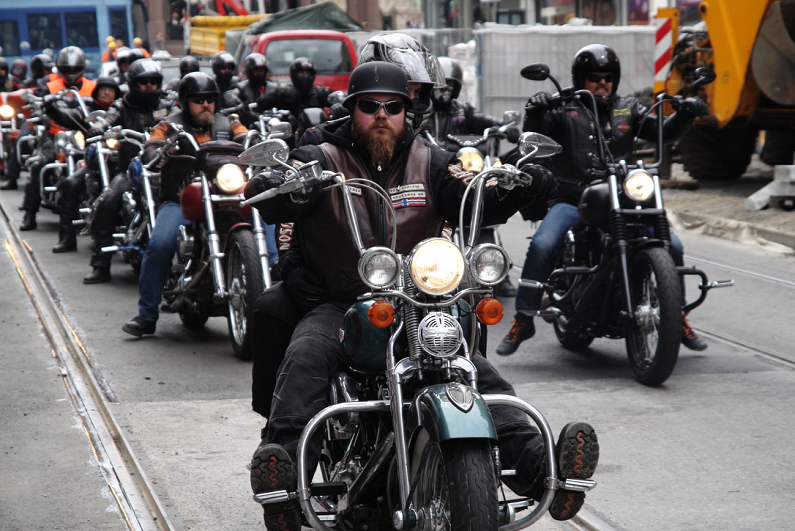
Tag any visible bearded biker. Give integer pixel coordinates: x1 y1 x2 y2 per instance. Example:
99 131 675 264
121 72 247 337
496 44 710 356
243 61 599 530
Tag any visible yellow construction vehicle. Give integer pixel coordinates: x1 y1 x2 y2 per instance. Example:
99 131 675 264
658 0 795 180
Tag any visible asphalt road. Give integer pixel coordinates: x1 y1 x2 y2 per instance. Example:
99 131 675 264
1 184 794 531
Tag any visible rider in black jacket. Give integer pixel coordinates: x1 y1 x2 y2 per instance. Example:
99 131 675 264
81 60 173 283
496 43 710 355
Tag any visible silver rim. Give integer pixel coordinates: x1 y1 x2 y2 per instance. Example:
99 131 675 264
632 263 661 368
227 242 247 348
415 443 451 531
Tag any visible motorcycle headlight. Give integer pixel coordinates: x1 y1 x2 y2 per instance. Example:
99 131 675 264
624 170 655 202
409 238 465 296
72 131 86 150
55 131 68 148
105 136 119 150
468 244 510 286
216 163 247 193
456 147 484 173
0 104 14 119
358 247 400 289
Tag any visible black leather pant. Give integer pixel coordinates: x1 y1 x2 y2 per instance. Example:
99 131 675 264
89 174 132 269
21 139 55 213
57 165 88 240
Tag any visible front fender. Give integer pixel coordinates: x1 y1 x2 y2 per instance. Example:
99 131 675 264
407 383 497 444
222 222 253 255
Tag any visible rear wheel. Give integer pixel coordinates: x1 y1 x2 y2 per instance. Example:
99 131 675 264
226 230 265 361
624 247 682 386
412 431 499 531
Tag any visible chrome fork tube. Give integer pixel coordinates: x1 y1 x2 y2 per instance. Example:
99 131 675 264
143 172 157 236
251 209 272 289
97 148 111 190
201 175 226 297
386 320 412 510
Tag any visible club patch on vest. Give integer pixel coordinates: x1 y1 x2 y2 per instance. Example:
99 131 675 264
348 186 362 196
278 222 294 251
616 121 631 133
389 183 426 208
216 130 230 141
569 110 579 118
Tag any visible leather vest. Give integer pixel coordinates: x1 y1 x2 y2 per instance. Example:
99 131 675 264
46 77 97 134
301 139 443 303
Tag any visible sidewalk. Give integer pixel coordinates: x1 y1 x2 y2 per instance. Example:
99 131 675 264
664 155 795 252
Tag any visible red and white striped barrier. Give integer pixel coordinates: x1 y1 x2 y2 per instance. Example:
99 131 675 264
655 15 673 86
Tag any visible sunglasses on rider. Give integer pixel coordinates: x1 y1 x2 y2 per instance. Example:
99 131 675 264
189 95 216 105
356 99 405 115
585 73 614 84
137 78 160 88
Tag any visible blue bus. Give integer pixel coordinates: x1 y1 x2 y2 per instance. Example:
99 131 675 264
0 0 149 79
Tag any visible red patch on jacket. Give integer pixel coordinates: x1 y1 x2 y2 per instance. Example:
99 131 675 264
617 121 631 133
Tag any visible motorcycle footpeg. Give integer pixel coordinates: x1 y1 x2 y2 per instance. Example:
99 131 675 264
101 245 119 253
518 278 546 289
252 489 298 506
546 477 597 492
704 279 735 290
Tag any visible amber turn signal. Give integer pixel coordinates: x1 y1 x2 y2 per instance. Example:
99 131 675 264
56 152 67 162
367 300 395 328
476 298 503 325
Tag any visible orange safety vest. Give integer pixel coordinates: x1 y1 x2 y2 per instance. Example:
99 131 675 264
46 77 97 134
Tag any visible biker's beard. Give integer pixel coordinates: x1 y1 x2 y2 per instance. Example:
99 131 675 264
352 117 404 168
192 109 214 128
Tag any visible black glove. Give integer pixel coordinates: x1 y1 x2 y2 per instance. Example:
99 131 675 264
277 83 300 104
328 103 349 121
520 163 557 198
526 91 551 112
488 126 507 140
152 148 169 169
88 126 106 139
286 267 327 310
504 125 521 143
244 171 282 200
671 97 709 118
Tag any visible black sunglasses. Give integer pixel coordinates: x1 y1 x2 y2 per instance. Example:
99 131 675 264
137 78 160 88
585 73 614 84
190 95 216 105
356 99 405 115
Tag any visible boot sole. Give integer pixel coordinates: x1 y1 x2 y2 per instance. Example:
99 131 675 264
549 422 599 521
251 445 302 531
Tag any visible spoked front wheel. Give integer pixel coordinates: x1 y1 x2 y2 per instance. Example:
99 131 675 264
226 230 265 361
624 247 682 386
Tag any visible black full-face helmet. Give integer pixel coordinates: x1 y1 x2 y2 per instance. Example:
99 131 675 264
357 33 445 134
178 72 219 115
434 56 464 106
571 44 621 99
31 54 54 79
0 58 8 80
56 46 87 85
343 61 412 109
126 58 163 106
243 53 269 86
211 52 236 84
179 55 200 77
289 57 316 92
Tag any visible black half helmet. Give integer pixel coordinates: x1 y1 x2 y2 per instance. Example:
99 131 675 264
92 76 122 100
211 51 236 84
289 57 316 92
178 71 218 112
56 46 87 85
571 44 621 96
343 61 412 109
126 58 163 106
179 55 200 77
243 52 269 85
31 54 54 78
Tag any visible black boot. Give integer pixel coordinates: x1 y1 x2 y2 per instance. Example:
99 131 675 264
52 235 77 253
122 316 156 337
83 267 111 284
19 211 36 231
0 179 18 190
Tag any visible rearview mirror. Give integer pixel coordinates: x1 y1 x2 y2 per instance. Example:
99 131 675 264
518 132 562 159
238 139 290 167
694 67 716 85
328 90 346 106
521 63 550 81
502 110 520 126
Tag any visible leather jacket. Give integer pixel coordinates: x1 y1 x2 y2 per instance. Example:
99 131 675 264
523 95 695 205
253 118 538 303
425 99 501 148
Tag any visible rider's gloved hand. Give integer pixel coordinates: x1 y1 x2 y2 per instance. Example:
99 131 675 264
672 97 709 118
488 126 507 140
88 126 106 139
153 148 170 169
244 172 282 200
520 163 557 198
504 126 521 143
526 91 551 113
328 103 349 121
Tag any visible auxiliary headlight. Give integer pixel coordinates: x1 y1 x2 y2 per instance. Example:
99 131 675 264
105 136 119 150
72 131 86 150
469 244 510 286
409 238 465 296
456 147 484 173
624 170 655 202
358 247 400 289
216 163 246 193
0 104 14 119
54 131 68 148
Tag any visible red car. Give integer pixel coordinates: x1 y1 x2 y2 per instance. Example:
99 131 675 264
241 30 357 93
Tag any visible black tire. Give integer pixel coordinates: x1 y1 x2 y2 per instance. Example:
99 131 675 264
412 433 499 531
677 125 757 181
180 309 209 329
553 316 594 350
225 230 265 361
624 247 682 386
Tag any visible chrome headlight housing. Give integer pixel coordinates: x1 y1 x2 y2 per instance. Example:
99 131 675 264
358 247 400 289
54 131 68 148
216 163 247 193
468 244 510 286
624 170 655 202
409 238 465 296
0 104 14 119
456 147 484 173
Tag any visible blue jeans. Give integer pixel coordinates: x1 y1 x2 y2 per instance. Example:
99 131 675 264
515 202 686 314
137 202 189 322
262 221 278 267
